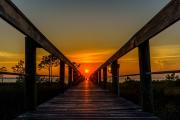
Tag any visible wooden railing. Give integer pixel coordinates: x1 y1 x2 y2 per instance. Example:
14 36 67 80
119 70 180 77
0 0 84 111
0 71 77 84
90 0 180 113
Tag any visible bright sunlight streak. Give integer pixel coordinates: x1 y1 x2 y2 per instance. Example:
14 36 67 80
85 69 89 73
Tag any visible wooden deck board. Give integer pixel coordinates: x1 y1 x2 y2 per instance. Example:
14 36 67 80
16 80 159 120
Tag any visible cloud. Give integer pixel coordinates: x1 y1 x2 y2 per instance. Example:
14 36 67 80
119 58 138 63
0 51 24 70
66 49 115 63
0 61 18 64
0 51 23 58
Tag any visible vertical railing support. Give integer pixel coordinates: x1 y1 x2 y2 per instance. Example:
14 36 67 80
25 37 37 111
98 70 101 86
103 66 107 89
73 70 79 85
95 72 98 84
60 60 65 92
73 70 76 83
138 40 154 112
68 66 72 87
111 60 120 96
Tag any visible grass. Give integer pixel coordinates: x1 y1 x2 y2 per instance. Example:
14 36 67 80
0 82 65 120
1 80 180 120
117 80 180 120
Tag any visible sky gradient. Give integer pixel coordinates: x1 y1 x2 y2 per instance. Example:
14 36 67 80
1 0 180 76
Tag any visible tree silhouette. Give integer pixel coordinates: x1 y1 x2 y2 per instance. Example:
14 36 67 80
165 73 179 81
125 76 132 82
72 62 81 68
0 67 7 83
38 54 59 82
11 60 25 82
12 60 25 73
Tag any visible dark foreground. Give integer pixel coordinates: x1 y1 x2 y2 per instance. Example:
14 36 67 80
17 80 159 120
0 82 63 120
119 80 180 120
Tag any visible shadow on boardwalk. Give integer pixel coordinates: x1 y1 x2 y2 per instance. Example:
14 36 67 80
17 80 159 120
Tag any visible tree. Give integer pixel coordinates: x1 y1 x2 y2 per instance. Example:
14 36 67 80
0 67 7 83
72 62 81 68
72 62 81 78
125 76 132 82
165 73 179 81
12 60 25 74
38 54 59 83
11 60 25 82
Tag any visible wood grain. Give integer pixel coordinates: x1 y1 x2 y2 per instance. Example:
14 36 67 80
17 81 159 120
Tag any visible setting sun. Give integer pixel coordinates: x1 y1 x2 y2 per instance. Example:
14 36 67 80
85 69 89 73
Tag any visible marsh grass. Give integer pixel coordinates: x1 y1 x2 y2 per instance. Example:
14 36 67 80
0 82 64 120
117 80 180 120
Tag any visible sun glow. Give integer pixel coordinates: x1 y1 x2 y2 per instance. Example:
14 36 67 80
85 69 89 73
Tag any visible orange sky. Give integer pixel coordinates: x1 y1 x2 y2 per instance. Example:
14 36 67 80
1 0 180 77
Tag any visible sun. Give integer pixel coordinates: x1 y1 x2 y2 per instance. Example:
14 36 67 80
85 69 89 73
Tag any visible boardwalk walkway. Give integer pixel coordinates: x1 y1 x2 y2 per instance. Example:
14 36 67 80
17 80 159 120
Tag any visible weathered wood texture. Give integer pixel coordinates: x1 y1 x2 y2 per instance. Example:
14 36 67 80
138 41 154 113
60 60 65 90
98 70 101 85
95 72 99 84
68 66 73 86
17 80 159 120
25 37 37 111
0 0 77 70
73 70 77 82
95 0 180 72
111 60 120 96
103 67 107 89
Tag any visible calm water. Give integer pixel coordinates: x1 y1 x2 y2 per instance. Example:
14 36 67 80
107 73 180 83
1 73 180 83
0 76 69 83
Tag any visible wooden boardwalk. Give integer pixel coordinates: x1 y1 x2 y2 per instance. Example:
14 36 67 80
17 80 159 120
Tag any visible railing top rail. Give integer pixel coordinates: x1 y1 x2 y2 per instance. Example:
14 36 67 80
93 0 180 74
119 70 180 77
0 0 78 72
0 72 62 78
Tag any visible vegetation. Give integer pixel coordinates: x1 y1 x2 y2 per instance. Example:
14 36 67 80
72 62 81 68
165 73 179 81
2 59 180 120
0 82 65 120
118 79 180 120
0 58 68 120
38 55 59 83
11 60 25 74
0 66 7 83
11 60 25 82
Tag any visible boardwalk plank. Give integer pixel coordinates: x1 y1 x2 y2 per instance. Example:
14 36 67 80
17 80 159 120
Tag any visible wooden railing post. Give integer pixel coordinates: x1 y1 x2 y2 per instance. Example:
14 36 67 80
95 72 98 84
98 70 101 86
138 40 154 112
25 37 37 111
91 74 96 84
73 70 79 85
111 60 120 96
68 66 72 87
103 67 107 89
60 60 65 91
77 72 81 82
73 70 76 82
